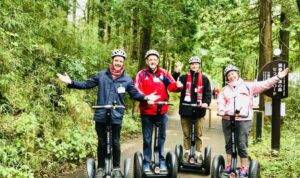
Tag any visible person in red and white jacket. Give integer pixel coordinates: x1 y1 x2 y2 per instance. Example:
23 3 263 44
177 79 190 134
134 49 183 172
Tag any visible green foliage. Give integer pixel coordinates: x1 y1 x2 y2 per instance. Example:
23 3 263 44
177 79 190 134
249 88 300 177
121 113 141 134
0 0 299 177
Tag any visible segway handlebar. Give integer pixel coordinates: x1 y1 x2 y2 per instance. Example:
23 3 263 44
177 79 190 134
217 113 248 118
92 105 125 109
153 101 173 105
182 103 210 109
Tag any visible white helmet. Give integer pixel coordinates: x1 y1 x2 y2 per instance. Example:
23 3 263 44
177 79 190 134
224 65 239 76
145 49 160 59
189 56 201 64
112 49 126 59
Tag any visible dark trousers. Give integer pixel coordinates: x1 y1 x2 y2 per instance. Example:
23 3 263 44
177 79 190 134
95 122 122 168
141 114 168 163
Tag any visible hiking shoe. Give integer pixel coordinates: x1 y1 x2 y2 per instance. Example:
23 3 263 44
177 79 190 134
239 166 248 178
143 162 150 172
223 165 231 175
113 168 122 178
95 167 104 178
183 150 190 161
160 160 167 171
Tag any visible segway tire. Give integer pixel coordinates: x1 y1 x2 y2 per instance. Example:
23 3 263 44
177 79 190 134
174 144 183 169
134 152 143 178
249 159 260 178
203 146 211 175
166 151 178 178
211 155 225 178
123 158 131 178
86 158 96 178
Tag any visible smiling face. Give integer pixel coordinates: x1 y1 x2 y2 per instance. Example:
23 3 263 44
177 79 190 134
146 55 159 70
226 71 239 82
189 62 201 72
112 56 125 70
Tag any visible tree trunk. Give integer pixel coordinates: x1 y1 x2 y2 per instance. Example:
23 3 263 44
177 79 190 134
72 0 77 27
258 0 272 110
87 0 95 23
297 0 300 14
131 8 139 61
98 0 106 40
138 26 151 70
279 12 289 62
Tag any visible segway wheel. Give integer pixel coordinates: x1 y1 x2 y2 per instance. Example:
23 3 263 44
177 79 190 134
174 144 183 169
86 158 96 178
203 146 211 175
134 152 143 178
249 159 260 178
123 158 131 178
105 157 112 176
211 155 225 178
166 151 178 178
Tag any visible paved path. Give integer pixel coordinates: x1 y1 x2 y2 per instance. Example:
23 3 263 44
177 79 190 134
60 99 226 178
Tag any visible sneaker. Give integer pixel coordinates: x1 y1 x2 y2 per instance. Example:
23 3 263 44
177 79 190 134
223 165 231 175
113 168 122 178
183 150 190 161
143 162 150 172
195 151 203 163
95 168 104 178
160 160 167 171
239 166 248 178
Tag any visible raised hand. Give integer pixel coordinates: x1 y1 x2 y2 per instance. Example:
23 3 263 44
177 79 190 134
56 72 72 84
174 63 183 73
277 68 289 79
176 77 183 88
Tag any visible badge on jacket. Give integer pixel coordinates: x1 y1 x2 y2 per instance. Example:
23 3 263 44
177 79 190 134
153 77 160 83
117 85 125 93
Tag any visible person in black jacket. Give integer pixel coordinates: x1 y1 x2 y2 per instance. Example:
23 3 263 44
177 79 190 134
173 56 211 162
57 49 159 178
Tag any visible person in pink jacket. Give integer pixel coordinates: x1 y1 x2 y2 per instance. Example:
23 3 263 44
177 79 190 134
217 65 288 177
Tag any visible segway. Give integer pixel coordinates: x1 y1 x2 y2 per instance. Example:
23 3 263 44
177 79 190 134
174 103 211 175
211 97 260 178
134 101 178 178
87 104 131 178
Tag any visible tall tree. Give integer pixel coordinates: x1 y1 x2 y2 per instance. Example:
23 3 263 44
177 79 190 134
259 0 272 110
138 1 152 70
98 0 106 40
279 12 290 61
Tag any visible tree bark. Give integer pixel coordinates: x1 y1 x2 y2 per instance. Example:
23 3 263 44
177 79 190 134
131 7 139 61
98 0 106 40
279 12 289 62
138 1 153 71
259 0 272 110
138 26 151 70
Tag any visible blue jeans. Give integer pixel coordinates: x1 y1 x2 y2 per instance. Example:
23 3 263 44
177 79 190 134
141 114 168 163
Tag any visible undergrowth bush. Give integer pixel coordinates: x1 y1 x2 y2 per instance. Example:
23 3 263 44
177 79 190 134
249 87 300 178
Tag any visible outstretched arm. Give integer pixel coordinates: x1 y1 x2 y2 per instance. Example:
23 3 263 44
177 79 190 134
57 72 99 89
57 72 72 84
251 68 289 95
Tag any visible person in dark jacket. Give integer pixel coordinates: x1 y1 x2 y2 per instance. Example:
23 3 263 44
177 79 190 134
173 56 211 162
57 49 159 178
